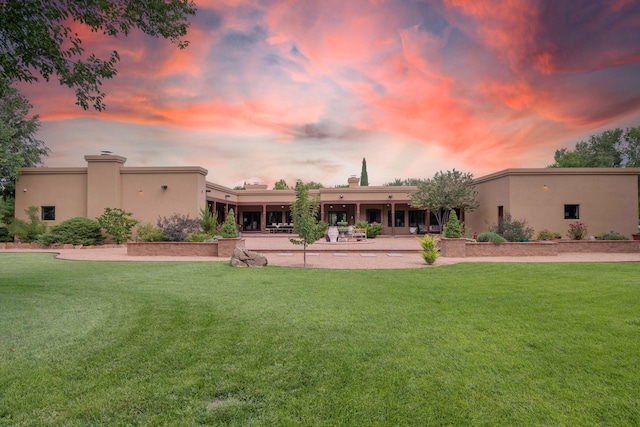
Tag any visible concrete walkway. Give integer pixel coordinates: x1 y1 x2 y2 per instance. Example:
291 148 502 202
2 235 639 269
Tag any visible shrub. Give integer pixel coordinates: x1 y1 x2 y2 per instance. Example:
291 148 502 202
187 233 217 242
596 232 631 240
8 206 48 242
0 225 11 242
477 231 507 244
355 221 383 239
490 212 533 242
37 217 104 246
444 210 463 238
537 229 562 241
418 234 440 265
567 221 588 240
220 208 238 238
136 223 166 242
97 208 139 244
157 213 201 242
200 207 221 236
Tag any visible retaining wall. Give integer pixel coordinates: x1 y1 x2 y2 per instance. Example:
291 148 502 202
439 238 640 257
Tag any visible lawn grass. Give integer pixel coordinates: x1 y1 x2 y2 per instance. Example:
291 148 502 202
1 253 639 426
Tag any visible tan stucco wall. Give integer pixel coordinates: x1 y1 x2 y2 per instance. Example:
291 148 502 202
15 156 208 227
466 168 640 237
121 167 207 225
15 168 88 224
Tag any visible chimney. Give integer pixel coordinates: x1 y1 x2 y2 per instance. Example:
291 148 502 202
348 176 360 188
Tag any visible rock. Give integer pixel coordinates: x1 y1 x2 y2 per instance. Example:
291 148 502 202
230 247 268 268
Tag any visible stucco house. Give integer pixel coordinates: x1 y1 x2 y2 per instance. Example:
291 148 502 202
14 154 640 238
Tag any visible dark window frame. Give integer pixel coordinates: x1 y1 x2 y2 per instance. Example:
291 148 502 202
564 204 579 220
41 206 55 221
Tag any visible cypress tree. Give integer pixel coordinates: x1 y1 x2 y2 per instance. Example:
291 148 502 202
360 158 369 186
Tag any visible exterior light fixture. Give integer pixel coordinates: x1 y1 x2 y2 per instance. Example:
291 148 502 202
161 185 168 190
388 194 393 198
339 195 344 199
138 190 143 195
23 188 27 192
205 189 211 193
543 184 549 190
225 195 230 199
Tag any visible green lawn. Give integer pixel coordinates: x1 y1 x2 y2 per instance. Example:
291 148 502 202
1 254 639 426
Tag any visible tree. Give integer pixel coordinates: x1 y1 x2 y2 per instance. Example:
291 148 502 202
0 81 48 197
360 158 369 186
622 126 640 168
409 169 479 230
384 178 426 186
97 207 138 244
289 181 327 267
443 210 462 238
0 0 196 111
273 179 290 190
304 181 324 189
550 129 623 168
221 208 238 238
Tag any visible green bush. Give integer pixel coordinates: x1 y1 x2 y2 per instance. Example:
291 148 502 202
477 231 507 244
200 207 221 236
136 223 166 242
8 206 47 242
490 212 533 242
355 221 383 238
37 217 104 246
221 208 238 238
0 225 11 242
596 232 631 240
187 233 217 242
97 207 139 244
418 234 440 265
537 229 562 240
444 211 463 238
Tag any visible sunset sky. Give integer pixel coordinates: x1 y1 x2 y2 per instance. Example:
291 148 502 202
20 0 640 188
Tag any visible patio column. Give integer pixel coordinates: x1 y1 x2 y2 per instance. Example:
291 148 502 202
391 202 396 236
356 203 361 223
320 203 325 223
261 204 267 234
426 209 430 231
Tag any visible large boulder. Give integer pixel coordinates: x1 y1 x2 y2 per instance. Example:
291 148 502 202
230 247 268 267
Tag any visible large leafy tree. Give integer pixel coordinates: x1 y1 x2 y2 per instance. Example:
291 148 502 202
409 169 479 230
289 181 327 267
550 129 623 168
0 0 196 111
0 81 48 197
273 179 290 190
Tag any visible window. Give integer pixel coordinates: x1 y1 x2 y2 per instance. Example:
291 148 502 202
41 206 55 221
408 210 425 227
564 204 579 219
366 209 381 224
387 210 405 227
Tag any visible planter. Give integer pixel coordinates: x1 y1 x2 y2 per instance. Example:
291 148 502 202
633 234 640 241
327 226 339 243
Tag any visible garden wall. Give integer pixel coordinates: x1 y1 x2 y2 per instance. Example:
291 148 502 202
127 239 244 257
439 238 640 257
557 240 640 253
